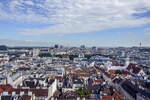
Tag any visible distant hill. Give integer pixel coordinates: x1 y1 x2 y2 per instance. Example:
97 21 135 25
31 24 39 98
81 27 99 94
0 45 8 51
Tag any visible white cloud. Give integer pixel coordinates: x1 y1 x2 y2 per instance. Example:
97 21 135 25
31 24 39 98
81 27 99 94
144 27 150 31
0 39 53 47
24 1 34 5
0 0 150 35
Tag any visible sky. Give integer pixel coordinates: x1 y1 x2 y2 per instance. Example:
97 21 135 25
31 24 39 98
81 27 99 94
0 0 150 47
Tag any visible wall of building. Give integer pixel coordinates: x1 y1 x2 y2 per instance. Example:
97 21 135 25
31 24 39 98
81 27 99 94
48 79 57 98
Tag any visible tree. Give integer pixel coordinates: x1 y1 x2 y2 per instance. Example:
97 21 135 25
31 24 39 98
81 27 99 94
115 70 122 74
77 87 90 97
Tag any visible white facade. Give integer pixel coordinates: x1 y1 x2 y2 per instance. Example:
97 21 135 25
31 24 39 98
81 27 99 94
33 49 40 57
104 58 130 71
48 79 57 98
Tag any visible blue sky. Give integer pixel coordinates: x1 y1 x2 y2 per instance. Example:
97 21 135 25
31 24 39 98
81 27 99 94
0 0 150 47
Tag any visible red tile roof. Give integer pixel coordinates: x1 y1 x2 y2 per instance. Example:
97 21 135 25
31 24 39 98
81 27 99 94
0 85 13 92
0 88 3 93
20 95 32 100
109 70 116 74
103 89 111 94
127 64 142 74
94 80 104 83
102 96 113 100
112 91 124 100
10 88 48 97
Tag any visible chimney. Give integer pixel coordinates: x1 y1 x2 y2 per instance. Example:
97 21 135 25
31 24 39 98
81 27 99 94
20 91 24 96
12 92 16 96
28 92 32 96
82 97 85 100
77 97 80 100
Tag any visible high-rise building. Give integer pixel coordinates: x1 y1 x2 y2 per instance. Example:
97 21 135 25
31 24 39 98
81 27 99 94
33 49 40 57
80 45 85 49
54 44 59 48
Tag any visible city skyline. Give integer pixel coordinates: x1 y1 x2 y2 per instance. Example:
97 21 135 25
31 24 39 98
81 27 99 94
0 0 150 47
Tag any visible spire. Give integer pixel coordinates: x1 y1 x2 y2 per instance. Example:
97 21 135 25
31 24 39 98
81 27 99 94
140 42 141 47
